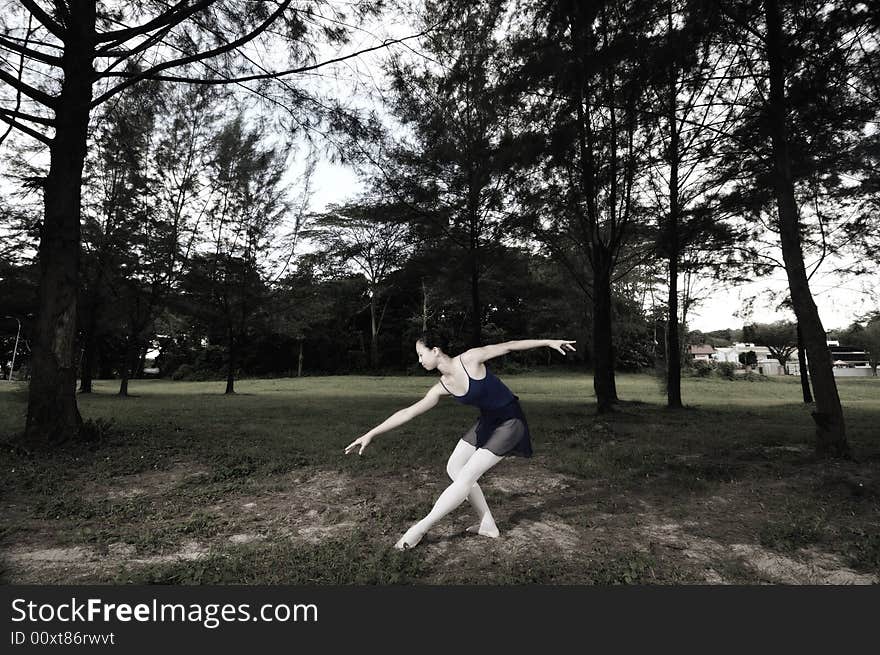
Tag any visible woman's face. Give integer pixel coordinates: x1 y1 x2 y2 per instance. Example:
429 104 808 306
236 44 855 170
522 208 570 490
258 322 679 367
416 341 440 371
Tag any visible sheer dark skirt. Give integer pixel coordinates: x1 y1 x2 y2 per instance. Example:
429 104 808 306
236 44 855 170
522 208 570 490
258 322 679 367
461 398 533 458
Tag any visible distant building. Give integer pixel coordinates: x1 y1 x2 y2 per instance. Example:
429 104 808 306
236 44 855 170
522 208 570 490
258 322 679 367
713 342 794 376
829 345 872 377
688 339 872 377
714 342 769 363
688 344 716 361
786 343 872 378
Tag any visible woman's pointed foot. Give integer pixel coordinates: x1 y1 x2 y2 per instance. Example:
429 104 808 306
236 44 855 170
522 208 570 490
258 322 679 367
394 526 424 550
466 520 500 539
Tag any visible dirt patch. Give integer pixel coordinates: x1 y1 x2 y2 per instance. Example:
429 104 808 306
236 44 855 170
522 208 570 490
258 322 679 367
83 461 210 500
1 540 211 582
636 515 877 585
6 546 91 564
129 541 209 565
484 468 574 495
730 544 876 585
208 469 361 541
292 521 359 544
504 517 581 550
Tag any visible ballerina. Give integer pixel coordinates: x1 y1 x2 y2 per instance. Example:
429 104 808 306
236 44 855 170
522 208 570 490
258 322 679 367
344 331 576 550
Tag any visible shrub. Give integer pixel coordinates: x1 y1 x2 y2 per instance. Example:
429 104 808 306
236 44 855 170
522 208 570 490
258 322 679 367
692 360 714 377
171 364 195 381
716 361 737 380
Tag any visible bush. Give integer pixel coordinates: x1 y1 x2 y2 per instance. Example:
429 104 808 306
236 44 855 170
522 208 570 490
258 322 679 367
692 360 714 377
716 361 737 380
171 364 194 381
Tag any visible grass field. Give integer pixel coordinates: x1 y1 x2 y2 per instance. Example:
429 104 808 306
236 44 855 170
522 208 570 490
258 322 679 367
1 372 878 584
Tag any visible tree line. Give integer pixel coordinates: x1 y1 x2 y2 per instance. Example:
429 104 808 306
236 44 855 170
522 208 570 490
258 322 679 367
1 0 878 458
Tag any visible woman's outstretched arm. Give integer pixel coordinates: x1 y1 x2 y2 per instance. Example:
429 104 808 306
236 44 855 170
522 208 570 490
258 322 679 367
465 339 577 365
344 382 448 455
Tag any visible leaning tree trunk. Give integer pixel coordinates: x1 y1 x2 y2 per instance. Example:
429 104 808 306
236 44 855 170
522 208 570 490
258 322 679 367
592 245 618 413
25 9 96 445
765 0 847 457
796 322 813 403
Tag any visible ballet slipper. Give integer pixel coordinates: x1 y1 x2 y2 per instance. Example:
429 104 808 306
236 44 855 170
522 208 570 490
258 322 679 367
394 525 424 550
466 520 500 538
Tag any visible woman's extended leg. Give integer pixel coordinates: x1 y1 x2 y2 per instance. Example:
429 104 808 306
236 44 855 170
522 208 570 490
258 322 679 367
396 447 504 550
446 440 500 538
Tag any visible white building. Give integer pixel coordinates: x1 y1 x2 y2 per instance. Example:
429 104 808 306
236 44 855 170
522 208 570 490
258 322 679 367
688 344 716 361
691 340 872 377
712 342 796 376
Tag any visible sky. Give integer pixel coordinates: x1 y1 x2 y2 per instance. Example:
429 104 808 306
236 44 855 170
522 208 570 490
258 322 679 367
685 272 878 333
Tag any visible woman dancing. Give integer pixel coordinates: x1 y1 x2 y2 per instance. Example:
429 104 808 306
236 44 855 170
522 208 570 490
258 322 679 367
344 332 576 550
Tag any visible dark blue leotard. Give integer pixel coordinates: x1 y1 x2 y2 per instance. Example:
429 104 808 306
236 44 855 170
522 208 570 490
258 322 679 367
439 358 533 458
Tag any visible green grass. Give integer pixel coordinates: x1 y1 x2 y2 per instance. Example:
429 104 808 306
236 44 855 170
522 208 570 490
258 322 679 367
113 534 428 585
1 372 878 584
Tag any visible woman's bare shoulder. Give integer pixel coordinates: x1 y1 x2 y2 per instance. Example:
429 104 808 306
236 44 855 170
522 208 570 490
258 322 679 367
457 351 487 378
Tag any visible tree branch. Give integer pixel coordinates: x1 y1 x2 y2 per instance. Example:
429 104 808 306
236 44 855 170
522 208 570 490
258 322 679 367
98 21 177 78
20 0 65 40
0 67 56 107
0 110 50 144
51 1 70 24
91 0 292 106
0 106 55 126
0 13 35 148
94 26 433 94
95 0 219 49
0 33 62 65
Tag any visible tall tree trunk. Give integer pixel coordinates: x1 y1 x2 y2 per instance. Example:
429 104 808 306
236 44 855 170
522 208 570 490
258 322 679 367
118 335 134 397
136 343 148 379
421 279 429 332
97 342 114 379
665 22 683 409
666 245 682 408
764 0 847 457
297 339 303 378
593 246 617 413
79 304 97 394
225 330 236 394
369 290 379 370
469 251 481 347
25 7 96 445
796 322 813 403
79 346 94 393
